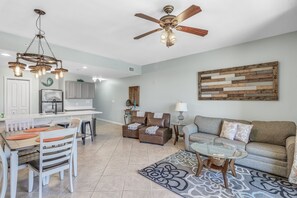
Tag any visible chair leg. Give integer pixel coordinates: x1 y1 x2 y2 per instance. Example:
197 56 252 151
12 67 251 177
28 169 34 192
59 171 64 180
39 174 43 198
0 165 7 198
69 165 73 193
89 123 94 142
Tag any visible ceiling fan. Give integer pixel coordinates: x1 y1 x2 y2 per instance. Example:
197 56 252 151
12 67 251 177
134 5 208 47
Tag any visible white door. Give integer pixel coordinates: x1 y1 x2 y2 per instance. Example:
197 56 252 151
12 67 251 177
6 79 30 115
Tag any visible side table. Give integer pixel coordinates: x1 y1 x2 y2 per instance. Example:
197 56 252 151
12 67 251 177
172 123 185 145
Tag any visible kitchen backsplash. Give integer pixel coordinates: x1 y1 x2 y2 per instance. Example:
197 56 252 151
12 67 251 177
64 99 93 108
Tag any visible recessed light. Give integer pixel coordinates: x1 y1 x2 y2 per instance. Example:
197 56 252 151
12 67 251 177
83 66 87 69
1 53 11 57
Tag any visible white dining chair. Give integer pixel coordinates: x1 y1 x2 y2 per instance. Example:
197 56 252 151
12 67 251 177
5 118 34 132
69 118 82 131
0 143 8 198
27 128 77 198
68 117 82 178
4 118 39 169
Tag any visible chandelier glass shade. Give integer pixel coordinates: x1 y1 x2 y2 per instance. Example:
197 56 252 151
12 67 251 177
9 9 67 78
160 27 176 47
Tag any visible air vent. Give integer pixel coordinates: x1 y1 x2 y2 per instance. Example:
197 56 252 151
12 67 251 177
129 67 134 72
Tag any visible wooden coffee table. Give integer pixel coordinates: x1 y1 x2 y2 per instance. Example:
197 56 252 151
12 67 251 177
191 142 248 188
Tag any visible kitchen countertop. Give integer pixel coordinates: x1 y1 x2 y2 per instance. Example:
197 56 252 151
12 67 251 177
0 110 102 121
64 107 96 111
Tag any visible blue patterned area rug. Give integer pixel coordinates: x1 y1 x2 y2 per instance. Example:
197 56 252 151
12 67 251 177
138 150 297 198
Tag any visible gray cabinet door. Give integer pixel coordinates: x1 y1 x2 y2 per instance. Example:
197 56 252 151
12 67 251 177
66 81 77 99
88 83 95 99
81 83 89 99
66 81 94 99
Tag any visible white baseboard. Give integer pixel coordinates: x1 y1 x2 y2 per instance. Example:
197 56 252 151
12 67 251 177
96 118 123 125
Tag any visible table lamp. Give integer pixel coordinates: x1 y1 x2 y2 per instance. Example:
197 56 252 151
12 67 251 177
175 102 188 123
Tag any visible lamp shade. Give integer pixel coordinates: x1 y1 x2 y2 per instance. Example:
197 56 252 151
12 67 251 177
175 102 188 112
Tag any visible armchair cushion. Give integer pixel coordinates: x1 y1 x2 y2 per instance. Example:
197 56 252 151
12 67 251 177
131 116 146 125
147 118 164 127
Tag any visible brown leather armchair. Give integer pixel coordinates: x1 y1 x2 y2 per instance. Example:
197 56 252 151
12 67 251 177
122 111 148 139
139 113 172 145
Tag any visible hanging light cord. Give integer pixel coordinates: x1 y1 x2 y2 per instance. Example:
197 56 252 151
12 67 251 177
23 13 57 60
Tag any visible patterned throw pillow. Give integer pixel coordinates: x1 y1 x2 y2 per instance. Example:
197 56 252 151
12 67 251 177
131 116 145 125
147 118 165 127
220 121 238 140
234 123 253 143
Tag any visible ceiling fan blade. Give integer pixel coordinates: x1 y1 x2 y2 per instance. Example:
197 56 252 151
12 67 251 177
174 5 201 24
176 26 208 37
135 13 161 24
134 28 163 40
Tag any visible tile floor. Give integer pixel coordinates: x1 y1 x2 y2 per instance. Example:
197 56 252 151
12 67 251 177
7 121 184 198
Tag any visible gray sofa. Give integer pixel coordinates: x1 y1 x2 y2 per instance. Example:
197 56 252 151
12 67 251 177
183 115 296 178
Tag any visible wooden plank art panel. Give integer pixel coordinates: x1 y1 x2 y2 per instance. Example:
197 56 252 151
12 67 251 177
198 61 278 100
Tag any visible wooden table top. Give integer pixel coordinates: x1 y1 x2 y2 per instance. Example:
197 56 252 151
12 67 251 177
0 126 63 151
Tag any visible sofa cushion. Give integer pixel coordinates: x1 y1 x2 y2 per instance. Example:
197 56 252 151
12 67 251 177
214 137 246 150
246 142 287 161
250 121 296 146
223 119 251 125
189 132 217 143
220 121 238 140
194 115 222 135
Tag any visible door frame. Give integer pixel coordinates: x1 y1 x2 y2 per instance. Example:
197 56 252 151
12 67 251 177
4 77 33 115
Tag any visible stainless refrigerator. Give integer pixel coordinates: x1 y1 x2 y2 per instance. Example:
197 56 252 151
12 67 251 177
39 89 64 113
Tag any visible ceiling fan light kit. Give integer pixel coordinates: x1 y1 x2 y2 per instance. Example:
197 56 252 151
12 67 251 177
134 4 208 47
8 9 68 78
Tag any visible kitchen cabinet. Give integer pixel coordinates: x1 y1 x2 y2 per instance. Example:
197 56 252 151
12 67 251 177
65 81 95 99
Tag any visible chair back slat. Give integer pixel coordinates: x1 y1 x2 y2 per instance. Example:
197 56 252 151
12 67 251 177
39 128 76 172
43 149 72 160
42 156 71 167
42 137 74 147
5 118 34 132
43 143 73 153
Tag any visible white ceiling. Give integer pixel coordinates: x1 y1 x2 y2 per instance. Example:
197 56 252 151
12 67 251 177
0 0 297 76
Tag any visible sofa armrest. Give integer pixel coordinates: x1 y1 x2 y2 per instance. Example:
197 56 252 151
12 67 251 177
286 136 296 177
183 124 198 151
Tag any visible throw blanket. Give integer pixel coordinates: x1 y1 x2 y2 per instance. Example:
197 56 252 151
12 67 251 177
137 111 145 117
154 113 163 119
145 126 159 135
128 123 141 131
289 136 297 184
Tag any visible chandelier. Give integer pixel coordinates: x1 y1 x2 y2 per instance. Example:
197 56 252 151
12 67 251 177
8 9 67 79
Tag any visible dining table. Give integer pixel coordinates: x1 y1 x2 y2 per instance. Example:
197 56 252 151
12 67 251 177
0 126 78 198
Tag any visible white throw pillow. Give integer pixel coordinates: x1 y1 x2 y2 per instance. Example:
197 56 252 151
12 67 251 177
234 123 253 143
220 121 238 140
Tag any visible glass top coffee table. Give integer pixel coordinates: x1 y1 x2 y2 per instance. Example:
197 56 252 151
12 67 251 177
191 142 248 188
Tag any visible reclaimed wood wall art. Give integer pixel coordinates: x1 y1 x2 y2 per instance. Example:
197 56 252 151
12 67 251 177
198 61 278 100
